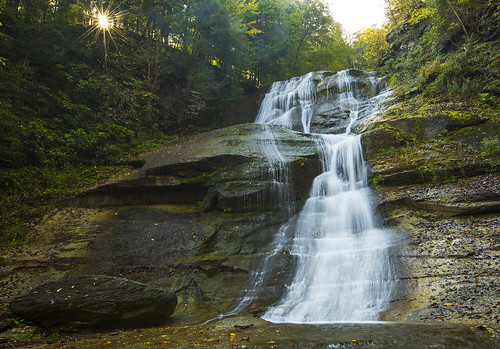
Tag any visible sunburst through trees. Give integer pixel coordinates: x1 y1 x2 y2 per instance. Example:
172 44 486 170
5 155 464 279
75 1 127 69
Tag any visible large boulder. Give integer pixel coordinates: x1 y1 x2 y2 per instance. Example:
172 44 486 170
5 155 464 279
361 127 408 159
361 111 498 186
369 113 486 141
9 275 177 331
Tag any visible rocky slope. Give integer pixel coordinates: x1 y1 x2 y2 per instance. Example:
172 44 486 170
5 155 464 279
361 103 500 323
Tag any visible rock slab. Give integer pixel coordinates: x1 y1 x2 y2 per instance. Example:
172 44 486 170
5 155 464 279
9 275 177 331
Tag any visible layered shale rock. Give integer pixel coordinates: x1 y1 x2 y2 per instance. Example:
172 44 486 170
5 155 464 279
69 123 320 214
361 108 500 323
1 123 321 330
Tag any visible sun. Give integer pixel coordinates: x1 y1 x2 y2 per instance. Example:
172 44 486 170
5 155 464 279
92 6 113 32
65 1 128 69
97 12 110 30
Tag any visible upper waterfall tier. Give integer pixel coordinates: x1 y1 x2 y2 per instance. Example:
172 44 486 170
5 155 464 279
255 69 389 135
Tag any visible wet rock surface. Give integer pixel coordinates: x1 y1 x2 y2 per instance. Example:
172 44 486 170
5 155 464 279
69 123 320 213
9 275 177 332
311 69 385 134
1 315 498 348
0 207 294 327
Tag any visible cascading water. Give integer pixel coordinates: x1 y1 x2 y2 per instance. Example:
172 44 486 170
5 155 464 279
227 75 314 315
255 72 316 133
262 133 396 323
236 69 397 323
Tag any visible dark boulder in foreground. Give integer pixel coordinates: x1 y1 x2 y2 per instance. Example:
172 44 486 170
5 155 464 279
9 275 177 332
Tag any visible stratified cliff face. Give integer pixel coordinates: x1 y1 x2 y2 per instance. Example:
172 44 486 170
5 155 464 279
361 104 500 323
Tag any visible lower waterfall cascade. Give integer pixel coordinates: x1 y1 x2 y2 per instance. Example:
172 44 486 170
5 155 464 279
238 69 399 323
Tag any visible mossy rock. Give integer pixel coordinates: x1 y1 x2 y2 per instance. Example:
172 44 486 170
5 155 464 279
361 127 408 159
376 114 486 141
448 121 500 149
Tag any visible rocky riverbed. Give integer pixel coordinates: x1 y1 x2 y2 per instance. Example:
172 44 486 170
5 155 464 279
1 315 499 348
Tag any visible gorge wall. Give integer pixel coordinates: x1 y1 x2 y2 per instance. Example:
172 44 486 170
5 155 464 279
1 70 498 333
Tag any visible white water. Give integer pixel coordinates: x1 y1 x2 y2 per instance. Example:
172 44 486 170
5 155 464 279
243 70 397 323
255 72 316 133
227 76 315 315
262 134 396 323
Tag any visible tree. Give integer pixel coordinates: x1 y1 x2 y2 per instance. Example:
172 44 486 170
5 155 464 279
287 0 331 75
351 25 388 71
383 0 499 99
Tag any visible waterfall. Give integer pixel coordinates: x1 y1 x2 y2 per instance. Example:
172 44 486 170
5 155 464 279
255 72 316 133
234 69 397 323
262 133 397 323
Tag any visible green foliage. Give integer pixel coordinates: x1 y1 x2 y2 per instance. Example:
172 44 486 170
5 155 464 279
382 0 499 103
481 136 500 157
6 318 60 343
0 164 128 247
9 332 46 342
0 0 354 249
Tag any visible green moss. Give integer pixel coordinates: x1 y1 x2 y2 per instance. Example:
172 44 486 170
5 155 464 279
179 171 214 185
441 110 479 121
378 146 398 156
370 174 384 189
380 106 411 120
370 133 491 186
169 251 228 265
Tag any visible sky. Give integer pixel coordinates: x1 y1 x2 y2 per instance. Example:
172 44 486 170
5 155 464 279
325 0 387 35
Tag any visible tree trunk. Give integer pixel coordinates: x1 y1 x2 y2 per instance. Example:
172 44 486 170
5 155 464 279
445 0 469 38
292 34 307 76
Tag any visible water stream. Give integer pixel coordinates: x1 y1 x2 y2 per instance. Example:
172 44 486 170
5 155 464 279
238 70 398 323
